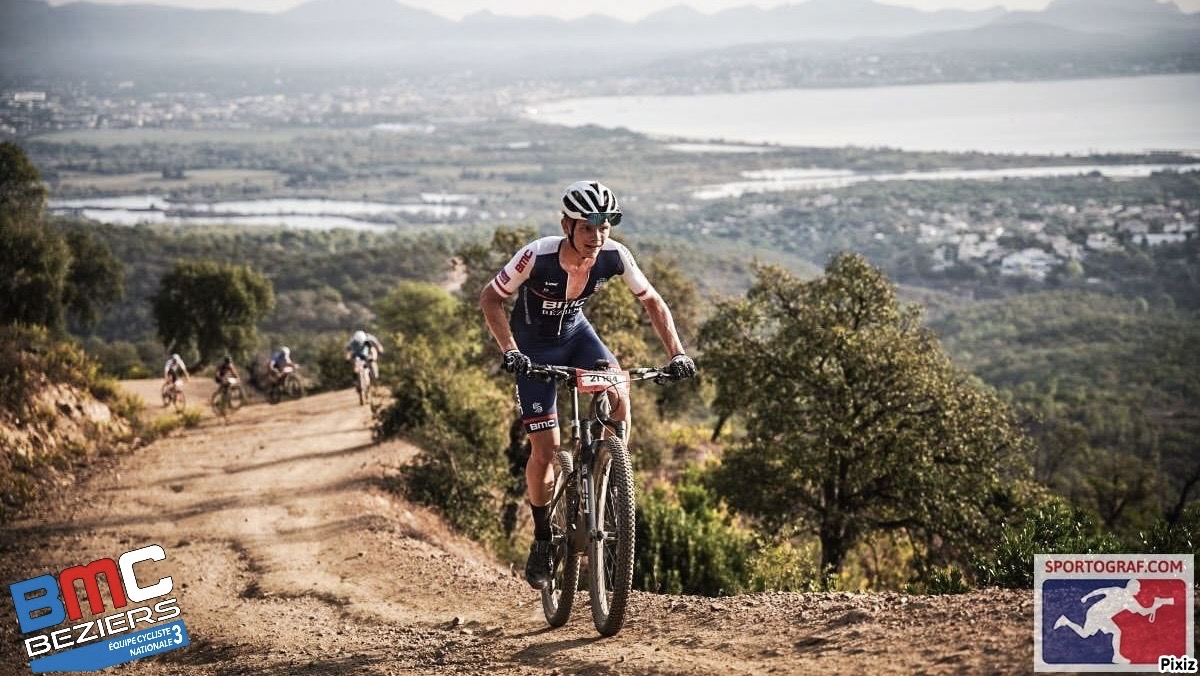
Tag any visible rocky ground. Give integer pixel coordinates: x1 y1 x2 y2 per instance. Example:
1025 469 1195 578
0 382 1035 675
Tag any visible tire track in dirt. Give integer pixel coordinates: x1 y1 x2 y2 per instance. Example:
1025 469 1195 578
0 381 1034 675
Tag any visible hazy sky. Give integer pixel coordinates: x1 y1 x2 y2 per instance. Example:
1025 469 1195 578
44 0 1200 21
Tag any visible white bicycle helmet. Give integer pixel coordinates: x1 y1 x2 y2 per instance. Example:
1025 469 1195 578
352 330 366 344
280 346 290 356
561 180 621 224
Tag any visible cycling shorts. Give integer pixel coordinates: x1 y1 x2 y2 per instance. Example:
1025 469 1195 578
514 321 620 434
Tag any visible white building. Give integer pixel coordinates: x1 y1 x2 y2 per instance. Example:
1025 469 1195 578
1000 248 1059 281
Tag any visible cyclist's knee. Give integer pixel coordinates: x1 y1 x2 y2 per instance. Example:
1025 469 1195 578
527 429 558 463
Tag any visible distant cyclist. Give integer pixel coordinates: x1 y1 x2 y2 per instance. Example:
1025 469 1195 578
345 330 383 381
268 346 295 383
479 179 696 590
163 353 190 388
214 355 240 390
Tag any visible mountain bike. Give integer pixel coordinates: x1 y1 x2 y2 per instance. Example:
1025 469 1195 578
352 356 373 406
211 377 246 417
528 361 686 637
161 380 186 412
267 364 304 404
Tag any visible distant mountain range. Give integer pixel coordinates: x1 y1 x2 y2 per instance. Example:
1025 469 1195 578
1 0 1197 80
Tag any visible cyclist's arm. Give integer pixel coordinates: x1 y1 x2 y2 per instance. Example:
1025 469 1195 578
640 294 686 357
480 282 519 353
614 242 687 357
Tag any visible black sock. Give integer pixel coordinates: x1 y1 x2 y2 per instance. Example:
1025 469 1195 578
530 503 550 541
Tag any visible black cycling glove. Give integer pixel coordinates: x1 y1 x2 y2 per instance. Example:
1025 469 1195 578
502 349 532 376
667 353 696 379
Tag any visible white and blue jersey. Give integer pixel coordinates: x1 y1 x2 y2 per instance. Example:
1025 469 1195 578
490 236 655 340
490 236 658 431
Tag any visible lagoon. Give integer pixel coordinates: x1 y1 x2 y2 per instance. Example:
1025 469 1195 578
532 74 1200 156
693 162 1200 199
48 196 472 230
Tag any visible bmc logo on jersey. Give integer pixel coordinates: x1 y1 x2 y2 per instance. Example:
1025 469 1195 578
514 249 533 274
1034 554 1193 672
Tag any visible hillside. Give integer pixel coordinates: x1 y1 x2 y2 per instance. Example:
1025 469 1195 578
0 383 1033 674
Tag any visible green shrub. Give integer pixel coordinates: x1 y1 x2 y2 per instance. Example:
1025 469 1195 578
635 476 756 596
746 539 824 592
1136 502 1199 557
972 497 1123 588
377 337 510 542
907 565 972 595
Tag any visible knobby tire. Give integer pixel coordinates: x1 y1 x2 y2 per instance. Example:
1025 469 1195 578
588 436 635 637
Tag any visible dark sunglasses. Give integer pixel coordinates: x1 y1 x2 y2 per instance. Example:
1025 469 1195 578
580 212 622 226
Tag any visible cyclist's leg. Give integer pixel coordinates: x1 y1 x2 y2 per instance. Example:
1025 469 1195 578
567 323 629 438
514 364 561 588
515 373 560 508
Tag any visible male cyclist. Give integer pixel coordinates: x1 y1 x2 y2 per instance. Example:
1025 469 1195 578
214 355 240 390
163 353 189 388
268 346 295 384
479 180 696 590
345 330 383 382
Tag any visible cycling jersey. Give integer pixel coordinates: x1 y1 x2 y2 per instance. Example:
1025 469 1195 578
347 335 381 361
489 236 656 340
490 236 655 432
163 358 187 382
215 363 238 384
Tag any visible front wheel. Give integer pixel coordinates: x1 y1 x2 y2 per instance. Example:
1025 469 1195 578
357 367 371 406
227 384 245 410
211 388 228 417
283 373 304 400
588 436 635 637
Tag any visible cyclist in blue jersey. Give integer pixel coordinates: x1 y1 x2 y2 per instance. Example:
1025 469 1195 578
345 330 383 381
480 180 696 590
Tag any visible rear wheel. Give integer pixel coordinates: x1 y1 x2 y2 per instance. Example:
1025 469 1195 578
541 449 580 627
588 436 635 637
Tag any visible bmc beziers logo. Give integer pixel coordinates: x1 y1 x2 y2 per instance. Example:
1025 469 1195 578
1034 553 1194 672
8 543 189 673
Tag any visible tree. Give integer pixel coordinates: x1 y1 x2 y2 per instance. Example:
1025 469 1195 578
701 253 1033 576
0 140 47 217
152 259 274 368
0 142 123 332
376 280 466 343
0 210 70 330
62 227 125 330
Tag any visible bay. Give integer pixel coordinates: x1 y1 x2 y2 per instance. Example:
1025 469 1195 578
48 196 472 230
532 74 1200 156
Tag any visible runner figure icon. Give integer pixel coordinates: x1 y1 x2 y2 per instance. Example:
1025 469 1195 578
1052 579 1175 664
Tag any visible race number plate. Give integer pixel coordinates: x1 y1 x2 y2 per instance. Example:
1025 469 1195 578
576 369 629 393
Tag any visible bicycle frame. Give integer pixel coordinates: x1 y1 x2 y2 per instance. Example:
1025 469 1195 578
532 362 678 635
534 366 623 543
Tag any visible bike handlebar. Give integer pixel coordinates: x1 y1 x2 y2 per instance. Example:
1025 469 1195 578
525 363 688 385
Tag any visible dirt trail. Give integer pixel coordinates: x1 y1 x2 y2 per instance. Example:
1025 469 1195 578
0 381 1035 675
